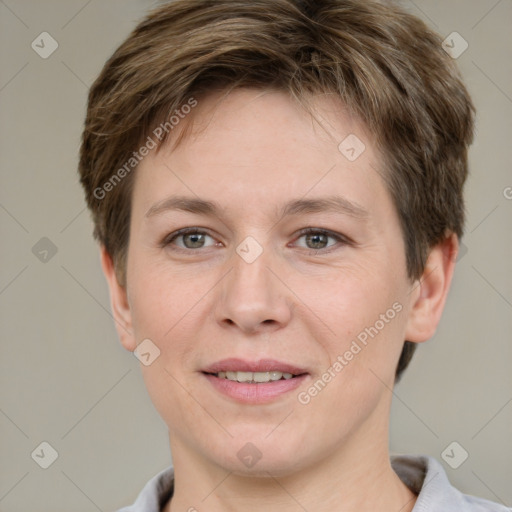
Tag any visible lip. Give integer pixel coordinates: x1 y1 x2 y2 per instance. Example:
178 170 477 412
204 373 308 404
202 358 309 404
202 358 307 375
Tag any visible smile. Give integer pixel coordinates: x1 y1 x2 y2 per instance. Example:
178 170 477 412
214 371 294 383
202 359 309 403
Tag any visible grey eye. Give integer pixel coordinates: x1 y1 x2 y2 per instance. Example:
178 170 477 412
166 230 216 249
303 233 330 249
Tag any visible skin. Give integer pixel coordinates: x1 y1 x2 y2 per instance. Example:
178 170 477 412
101 89 458 512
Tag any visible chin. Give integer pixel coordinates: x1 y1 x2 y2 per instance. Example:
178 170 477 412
205 435 314 478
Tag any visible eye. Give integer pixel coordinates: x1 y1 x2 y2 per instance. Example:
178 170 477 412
163 228 218 250
293 228 349 252
162 227 351 253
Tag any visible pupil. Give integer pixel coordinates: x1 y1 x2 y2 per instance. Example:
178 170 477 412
185 233 204 248
307 233 327 249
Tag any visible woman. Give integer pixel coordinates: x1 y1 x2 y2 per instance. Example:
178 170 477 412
78 1 506 510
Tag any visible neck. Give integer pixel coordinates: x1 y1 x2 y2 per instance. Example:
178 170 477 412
165 413 417 512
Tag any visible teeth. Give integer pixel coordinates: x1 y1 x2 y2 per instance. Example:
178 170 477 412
254 372 270 383
236 371 253 383
215 371 296 383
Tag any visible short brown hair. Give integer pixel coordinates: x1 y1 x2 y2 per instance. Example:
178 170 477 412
78 0 475 381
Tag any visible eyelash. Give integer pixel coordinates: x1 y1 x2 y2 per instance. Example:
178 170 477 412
161 227 352 254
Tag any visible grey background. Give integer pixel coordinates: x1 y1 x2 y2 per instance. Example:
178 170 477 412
0 0 511 510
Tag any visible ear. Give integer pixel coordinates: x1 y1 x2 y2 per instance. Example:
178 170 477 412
99 246 137 352
404 233 459 343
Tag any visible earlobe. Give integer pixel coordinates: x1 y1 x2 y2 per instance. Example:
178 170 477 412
99 246 137 352
404 233 459 343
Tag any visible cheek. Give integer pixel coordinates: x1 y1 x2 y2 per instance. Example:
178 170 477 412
298 262 407 386
301 261 402 333
128 267 204 428
298 281 406 435
129 260 207 340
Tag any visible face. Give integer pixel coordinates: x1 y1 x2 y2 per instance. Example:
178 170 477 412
108 89 435 476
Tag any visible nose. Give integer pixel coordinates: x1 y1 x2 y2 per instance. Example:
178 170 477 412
214 239 293 336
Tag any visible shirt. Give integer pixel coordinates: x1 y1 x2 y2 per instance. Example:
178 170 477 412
117 454 511 511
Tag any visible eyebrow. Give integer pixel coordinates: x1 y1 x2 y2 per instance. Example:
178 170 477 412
145 195 369 221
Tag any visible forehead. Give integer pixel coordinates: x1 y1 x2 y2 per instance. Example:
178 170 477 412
167 88 371 164
132 88 392 227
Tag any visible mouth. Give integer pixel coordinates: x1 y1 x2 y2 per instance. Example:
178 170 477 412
209 370 297 383
202 358 309 403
